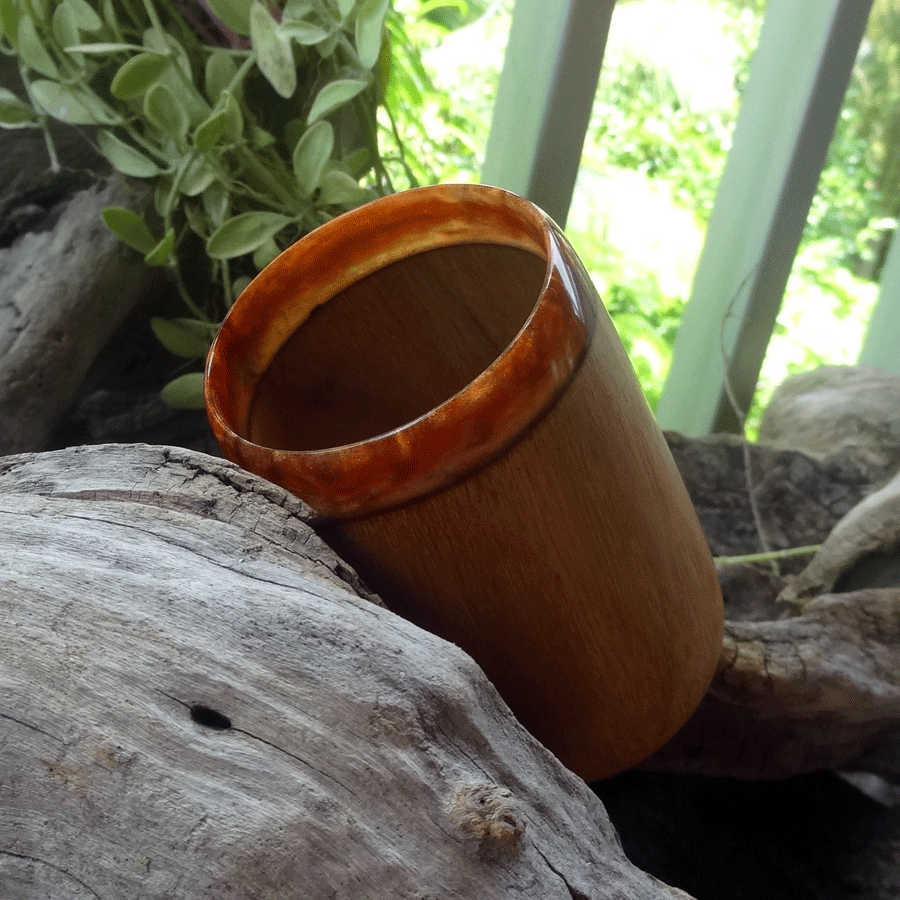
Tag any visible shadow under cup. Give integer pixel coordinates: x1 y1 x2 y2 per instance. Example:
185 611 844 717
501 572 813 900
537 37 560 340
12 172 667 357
205 184 723 782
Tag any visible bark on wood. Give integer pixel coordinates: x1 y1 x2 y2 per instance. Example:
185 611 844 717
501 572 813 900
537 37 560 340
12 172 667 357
641 374 900 780
0 443 690 900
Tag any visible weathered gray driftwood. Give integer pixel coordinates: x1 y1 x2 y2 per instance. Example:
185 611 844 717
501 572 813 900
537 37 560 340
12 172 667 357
0 443 690 900
0 177 156 456
644 371 900 779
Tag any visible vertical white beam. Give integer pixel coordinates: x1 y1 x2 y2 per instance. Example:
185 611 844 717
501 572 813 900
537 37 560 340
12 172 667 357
655 0 872 436
857 227 900 376
481 0 614 227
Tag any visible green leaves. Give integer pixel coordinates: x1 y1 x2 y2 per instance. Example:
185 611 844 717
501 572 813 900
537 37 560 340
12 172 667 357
51 5 80 52
0 88 37 127
97 130 159 177
307 78 369 124
204 49 236 103
316 169 370 207
2 0 401 409
355 0 390 69
293 121 334 197
161 372 206 409
18 14 58 77
64 0 103 33
151 318 212 358
206 212 294 259
144 83 188 141
144 228 175 266
205 0 253 36
30 79 118 124
249 1 296 98
0 0 20 48
111 51 170 100
279 19 329 45
101 207 156 254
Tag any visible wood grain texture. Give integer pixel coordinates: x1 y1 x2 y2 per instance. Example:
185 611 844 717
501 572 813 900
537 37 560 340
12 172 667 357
323 318 723 782
206 184 722 782
0 443 690 900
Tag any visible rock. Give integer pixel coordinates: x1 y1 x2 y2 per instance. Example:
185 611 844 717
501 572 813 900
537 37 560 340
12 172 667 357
759 365 900 483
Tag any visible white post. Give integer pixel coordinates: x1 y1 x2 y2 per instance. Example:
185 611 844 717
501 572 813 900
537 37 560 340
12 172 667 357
481 0 614 227
655 0 872 435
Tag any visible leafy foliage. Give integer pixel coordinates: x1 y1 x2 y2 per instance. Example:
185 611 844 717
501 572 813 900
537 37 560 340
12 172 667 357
0 0 398 406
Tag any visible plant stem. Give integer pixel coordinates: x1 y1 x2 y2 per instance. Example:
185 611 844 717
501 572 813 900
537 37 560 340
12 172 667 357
713 545 821 567
138 0 167 36
170 256 208 320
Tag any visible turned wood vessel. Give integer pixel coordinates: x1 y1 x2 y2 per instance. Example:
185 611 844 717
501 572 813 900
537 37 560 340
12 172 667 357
205 184 723 780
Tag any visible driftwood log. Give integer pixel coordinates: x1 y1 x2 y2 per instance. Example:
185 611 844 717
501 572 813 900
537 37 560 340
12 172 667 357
0 443 692 899
0 166 161 456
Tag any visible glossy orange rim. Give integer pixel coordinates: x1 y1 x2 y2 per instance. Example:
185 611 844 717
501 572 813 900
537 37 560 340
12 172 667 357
205 184 597 519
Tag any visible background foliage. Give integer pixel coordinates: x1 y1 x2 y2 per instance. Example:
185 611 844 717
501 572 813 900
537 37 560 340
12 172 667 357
396 0 899 434
1 0 896 426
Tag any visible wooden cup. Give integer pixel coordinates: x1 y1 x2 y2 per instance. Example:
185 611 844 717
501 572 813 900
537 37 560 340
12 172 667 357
204 184 723 781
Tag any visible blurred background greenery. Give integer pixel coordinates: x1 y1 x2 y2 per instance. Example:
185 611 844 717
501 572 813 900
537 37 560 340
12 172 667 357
384 0 900 436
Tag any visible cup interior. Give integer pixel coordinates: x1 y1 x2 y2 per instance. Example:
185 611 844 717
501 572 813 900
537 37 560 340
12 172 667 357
248 242 546 452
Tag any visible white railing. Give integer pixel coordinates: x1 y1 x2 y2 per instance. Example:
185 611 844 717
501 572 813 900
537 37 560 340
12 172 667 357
483 0 894 435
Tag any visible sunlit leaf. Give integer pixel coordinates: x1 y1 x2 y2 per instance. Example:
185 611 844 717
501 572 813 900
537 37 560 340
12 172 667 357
207 211 293 259
336 0 355 21
51 4 79 50
18 14 58 77
292 120 333 197
355 0 389 70
316 169 371 206
205 0 252 36
0 87 38 127
64 42 147 53
161 372 206 409
97 130 160 177
144 228 175 266
151 317 211 357
101 206 157 254
279 19 329 45
144 82 188 140
64 0 102 32
249 1 296 98
31 79 118 124
306 78 368 124
111 51 170 99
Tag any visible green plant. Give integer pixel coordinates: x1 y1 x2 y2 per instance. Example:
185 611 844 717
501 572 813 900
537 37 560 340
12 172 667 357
0 0 398 406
